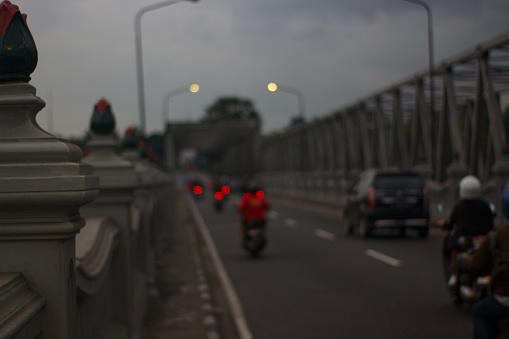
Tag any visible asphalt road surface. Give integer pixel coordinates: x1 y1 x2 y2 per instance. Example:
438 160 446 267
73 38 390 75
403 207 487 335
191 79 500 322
191 191 472 339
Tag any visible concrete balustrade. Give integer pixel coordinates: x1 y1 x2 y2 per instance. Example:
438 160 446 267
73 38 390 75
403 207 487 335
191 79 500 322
0 3 175 337
77 98 174 339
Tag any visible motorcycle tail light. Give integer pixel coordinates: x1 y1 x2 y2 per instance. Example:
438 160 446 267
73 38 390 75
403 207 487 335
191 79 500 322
256 190 265 199
367 186 376 208
214 191 224 200
221 185 231 195
193 186 203 195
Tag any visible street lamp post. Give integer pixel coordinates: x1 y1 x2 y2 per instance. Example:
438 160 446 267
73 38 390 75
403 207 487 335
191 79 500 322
402 0 435 175
162 83 199 170
267 82 306 122
267 82 306 171
162 83 200 125
135 0 199 135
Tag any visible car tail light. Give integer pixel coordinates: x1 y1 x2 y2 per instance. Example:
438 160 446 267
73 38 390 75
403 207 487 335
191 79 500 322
193 185 203 195
214 191 224 200
367 186 376 208
221 185 231 195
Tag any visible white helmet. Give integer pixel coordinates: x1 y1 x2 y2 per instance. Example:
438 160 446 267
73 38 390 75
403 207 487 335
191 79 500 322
459 175 481 200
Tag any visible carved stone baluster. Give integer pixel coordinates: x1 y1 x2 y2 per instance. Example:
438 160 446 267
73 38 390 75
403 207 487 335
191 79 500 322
0 2 99 338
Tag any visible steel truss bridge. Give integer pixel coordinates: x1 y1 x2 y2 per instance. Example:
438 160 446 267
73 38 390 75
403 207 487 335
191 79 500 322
258 31 509 225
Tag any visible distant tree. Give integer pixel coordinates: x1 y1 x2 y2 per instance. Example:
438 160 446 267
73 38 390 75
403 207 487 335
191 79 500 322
290 115 306 126
202 96 261 124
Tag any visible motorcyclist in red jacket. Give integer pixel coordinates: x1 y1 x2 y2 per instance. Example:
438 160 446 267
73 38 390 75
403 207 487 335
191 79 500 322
237 181 270 241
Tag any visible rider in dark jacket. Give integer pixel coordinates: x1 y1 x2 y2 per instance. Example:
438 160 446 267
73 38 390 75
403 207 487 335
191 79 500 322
447 176 494 287
468 185 509 339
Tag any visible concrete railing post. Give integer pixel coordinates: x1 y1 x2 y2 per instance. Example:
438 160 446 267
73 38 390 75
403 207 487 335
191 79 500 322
80 99 143 338
121 127 173 297
0 2 100 338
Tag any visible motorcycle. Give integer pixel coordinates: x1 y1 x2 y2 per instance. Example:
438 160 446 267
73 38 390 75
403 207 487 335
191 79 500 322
242 219 266 258
213 190 225 211
443 233 509 338
440 202 497 308
212 184 231 212
442 234 491 307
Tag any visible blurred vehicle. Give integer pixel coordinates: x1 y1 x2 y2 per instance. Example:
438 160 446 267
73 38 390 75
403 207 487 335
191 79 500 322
237 180 269 257
229 176 245 193
213 189 225 211
442 234 491 307
242 218 266 258
213 183 231 211
343 168 429 238
215 179 231 198
185 178 205 199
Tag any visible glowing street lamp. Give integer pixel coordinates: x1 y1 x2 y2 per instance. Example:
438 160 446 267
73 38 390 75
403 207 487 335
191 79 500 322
267 82 305 121
162 83 200 124
135 0 200 135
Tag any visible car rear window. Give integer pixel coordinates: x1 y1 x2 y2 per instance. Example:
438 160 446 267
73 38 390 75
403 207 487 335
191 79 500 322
374 175 423 189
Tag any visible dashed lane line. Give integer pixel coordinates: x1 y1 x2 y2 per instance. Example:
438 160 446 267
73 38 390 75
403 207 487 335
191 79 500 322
266 210 279 220
365 249 402 267
315 229 337 241
285 218 297 227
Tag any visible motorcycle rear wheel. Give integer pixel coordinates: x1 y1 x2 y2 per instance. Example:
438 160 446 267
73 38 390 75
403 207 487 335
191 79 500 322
442 236 464 306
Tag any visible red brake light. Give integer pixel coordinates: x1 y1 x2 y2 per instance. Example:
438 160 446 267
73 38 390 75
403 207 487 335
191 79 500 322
214 191 224 200
255 190 265 199
221 185 230 195
193 186 203 195
367 187 376 208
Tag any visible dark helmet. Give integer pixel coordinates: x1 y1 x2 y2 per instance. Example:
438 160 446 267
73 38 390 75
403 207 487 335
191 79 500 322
246 180 261 194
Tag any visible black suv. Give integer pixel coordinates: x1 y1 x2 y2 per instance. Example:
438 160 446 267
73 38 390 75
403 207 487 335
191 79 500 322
344 169 429 238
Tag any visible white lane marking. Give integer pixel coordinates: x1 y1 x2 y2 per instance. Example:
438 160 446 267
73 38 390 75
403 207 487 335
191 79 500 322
185 193 253 339
315 229 336 241
365 249 402 267
285 218 297 227
267 211 279 220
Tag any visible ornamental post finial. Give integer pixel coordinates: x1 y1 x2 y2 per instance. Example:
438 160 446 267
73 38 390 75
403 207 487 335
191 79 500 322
0 0 37 82
90 98 116 134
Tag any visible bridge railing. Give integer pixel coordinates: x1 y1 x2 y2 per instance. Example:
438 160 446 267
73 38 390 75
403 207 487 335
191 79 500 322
0 95 174 339
262 168 502 228
0 3 175 337
77 128 175 339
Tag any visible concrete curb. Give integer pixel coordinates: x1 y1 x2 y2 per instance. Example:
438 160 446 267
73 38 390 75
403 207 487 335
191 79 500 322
184 192 253 339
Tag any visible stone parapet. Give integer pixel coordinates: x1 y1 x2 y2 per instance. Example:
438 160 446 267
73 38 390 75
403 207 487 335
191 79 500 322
0 3 99 338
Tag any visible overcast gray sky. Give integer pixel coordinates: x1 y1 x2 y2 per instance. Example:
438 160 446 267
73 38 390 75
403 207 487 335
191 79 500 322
15 0 509 137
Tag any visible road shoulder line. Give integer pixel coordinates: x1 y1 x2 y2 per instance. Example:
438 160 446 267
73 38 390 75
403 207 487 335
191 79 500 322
184 192 253 339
